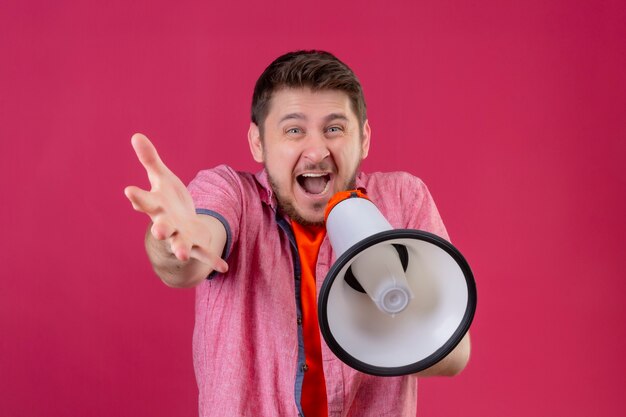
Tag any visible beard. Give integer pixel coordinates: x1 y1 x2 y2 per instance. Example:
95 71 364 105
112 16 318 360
267 166 359 227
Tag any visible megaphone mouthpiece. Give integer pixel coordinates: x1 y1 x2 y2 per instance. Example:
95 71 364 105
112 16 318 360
349 244 414 315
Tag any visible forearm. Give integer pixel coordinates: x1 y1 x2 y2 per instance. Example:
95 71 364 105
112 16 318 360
416 332 471 377
144 225 212 288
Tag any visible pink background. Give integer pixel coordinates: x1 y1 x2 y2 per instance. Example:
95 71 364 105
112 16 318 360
1 1 624 416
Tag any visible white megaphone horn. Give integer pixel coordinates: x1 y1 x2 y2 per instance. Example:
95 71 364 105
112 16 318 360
318 189 477 376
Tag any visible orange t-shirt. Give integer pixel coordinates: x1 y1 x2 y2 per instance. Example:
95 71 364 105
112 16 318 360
291 221 328 417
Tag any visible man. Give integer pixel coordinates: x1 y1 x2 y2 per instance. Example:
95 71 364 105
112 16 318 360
125 50 470 417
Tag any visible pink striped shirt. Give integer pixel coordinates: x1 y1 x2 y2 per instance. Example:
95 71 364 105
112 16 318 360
188 166 448 417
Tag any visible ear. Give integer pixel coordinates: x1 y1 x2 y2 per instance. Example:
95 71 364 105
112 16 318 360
361 120 371 159
248 122 264 163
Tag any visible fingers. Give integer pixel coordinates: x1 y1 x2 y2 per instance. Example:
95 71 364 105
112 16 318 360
151 220 176 241
191 246 229 273
170 233 192 261
124 185 161 214
148 219 229 274
166 234 228 274
131 133 168 179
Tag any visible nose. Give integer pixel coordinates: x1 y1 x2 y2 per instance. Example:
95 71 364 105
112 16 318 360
302 132 330 164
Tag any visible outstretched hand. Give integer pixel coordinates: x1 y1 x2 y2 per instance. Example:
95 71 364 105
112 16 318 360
124 133 228 273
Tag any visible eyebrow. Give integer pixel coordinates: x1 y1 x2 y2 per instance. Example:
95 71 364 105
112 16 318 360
278 113 306 124
278 112 349 124
324 113 349 123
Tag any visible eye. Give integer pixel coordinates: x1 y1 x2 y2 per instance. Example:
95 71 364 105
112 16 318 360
286 127 304 135
326 125 344 136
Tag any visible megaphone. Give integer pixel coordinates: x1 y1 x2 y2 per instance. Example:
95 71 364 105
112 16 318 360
318 189 476 376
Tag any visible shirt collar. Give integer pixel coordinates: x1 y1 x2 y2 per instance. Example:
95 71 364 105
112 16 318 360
355 172 366 189
254 169 278 211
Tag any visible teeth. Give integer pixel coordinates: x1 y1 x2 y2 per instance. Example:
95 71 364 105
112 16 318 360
301 173 327 177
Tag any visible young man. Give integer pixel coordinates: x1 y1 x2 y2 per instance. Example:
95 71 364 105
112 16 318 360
125 50 470 417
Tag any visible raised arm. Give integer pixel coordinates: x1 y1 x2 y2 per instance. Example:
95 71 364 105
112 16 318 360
124 133 228 288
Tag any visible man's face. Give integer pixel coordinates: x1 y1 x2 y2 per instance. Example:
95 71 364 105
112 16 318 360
249 88 371 226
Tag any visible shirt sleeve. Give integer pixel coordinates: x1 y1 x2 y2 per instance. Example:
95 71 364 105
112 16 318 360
187 165 243 260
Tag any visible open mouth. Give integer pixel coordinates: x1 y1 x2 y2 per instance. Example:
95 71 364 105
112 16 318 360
297 173 332 195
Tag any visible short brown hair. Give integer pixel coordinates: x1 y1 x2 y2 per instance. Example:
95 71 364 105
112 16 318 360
251 50 367 133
